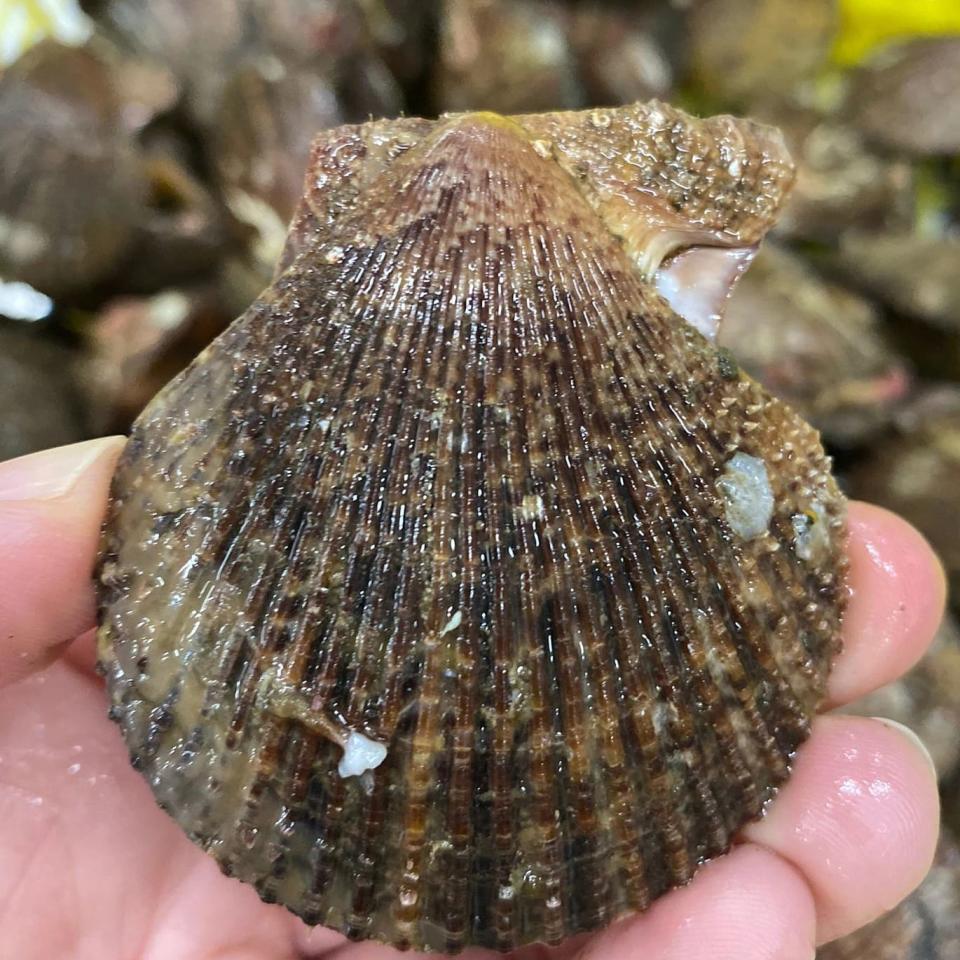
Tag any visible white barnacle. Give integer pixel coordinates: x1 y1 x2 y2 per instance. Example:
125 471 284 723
792 501 829 563
440 610 463 636
589 110 611 130
532 139 553 159
337 730 388 779
0 279 52 322
651 699 677 737
717 452 774 540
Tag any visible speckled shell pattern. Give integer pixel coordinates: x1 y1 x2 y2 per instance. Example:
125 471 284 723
97 103 848 953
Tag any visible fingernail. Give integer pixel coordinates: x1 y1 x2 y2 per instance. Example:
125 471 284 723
0 438 125 502
870 717 938 779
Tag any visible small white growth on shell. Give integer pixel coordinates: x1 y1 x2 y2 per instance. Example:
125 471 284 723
0 279 52 322
337 731 387 779
792 501 829 563
589 110 611 130
532 139 553 159
651 699 677 737
718 452 774 540
440 610 463 636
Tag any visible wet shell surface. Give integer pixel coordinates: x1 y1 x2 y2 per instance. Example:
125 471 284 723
97 101 848 953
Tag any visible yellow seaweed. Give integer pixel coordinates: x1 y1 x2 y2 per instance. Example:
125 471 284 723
835 0 960 65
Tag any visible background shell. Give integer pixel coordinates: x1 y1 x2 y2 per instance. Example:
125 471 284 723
97 105 847 953
0 40 148 299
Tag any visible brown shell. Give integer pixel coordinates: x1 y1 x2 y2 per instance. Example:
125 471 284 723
87 0 402 129
0 40 148 298
97 103 847 953
846 37 960 157
435 0 583 115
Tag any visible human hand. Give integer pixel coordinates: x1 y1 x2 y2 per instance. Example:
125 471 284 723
0 438 946 960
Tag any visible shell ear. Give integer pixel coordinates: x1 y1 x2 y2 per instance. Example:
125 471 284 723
275 115 434 274
517 101 795 279
654 243 759 341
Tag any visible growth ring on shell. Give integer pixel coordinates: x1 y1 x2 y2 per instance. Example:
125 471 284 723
97 101 848 953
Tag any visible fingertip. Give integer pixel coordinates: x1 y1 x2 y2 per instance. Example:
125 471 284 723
743 714 940 944
827 501 947 708
0 437 126 687
577 845 816 960
0 437 126 503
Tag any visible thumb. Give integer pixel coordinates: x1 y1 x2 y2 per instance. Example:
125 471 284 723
0 437 126 688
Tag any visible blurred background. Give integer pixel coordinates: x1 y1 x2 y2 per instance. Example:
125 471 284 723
0 0 958 955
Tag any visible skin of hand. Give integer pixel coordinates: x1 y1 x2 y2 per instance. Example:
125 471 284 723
0 437 946 960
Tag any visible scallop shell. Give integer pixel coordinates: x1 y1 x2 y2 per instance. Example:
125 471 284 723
97 102 848 953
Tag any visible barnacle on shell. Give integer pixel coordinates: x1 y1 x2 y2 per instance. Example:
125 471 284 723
97 101 848 953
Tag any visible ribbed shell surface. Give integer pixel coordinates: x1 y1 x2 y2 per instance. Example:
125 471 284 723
97 104 847 953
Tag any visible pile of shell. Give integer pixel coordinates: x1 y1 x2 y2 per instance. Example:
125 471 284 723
1 1 958 955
